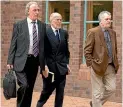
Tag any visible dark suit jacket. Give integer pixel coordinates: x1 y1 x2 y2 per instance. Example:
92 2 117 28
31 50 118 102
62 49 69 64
44 26 70 75
84 26 119 76
7 18 46 72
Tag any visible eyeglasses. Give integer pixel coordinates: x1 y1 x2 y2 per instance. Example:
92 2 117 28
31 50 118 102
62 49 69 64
104 18 111 21
55 19 62 21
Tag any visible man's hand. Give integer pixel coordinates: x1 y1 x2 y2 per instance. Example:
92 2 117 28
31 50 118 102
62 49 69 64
67 65 71 75
7 64 13 70
42 66 49 78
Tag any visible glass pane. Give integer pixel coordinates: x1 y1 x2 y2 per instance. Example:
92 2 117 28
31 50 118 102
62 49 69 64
49 1 70 22
48 1 70 31
93 1 113 20
62 24 69 31
93 1 113 26
87 1 113 29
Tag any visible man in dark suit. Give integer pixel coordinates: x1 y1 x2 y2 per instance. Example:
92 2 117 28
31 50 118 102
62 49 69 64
84 11 119 107
7 2 46 107
36 12 71 107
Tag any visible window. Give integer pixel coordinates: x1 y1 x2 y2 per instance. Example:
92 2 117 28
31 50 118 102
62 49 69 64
45 1 70 31
87 1 113 30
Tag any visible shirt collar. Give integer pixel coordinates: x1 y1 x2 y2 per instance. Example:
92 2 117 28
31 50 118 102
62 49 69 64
51 26 60 32
27 17 37 24
102 28 106 32
99 25 109 32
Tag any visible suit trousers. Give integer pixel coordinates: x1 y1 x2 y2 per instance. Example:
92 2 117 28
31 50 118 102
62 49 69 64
36 74 66 107
91 64 116 107
15 55 39 107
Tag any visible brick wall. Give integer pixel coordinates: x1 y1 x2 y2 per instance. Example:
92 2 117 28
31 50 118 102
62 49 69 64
65 1 85 97
112 1 122 102
1 1 122 103
1 1 26 76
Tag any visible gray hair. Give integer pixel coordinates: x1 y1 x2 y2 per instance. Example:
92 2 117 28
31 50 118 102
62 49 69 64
49 12 62 22
98 11 111 22
25 1 39 16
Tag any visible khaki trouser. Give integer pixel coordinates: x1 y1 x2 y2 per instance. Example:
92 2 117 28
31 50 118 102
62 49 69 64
91 64 116 107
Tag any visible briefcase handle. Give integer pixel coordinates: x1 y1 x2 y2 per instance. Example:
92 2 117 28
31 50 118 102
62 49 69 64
8 69 17 79
7 68 18 90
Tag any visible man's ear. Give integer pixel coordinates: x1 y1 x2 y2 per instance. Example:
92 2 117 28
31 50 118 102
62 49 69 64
28 9 30 15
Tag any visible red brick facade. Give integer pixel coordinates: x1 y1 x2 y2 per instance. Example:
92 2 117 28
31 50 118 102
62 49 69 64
112 1 122 102
1 1 122 102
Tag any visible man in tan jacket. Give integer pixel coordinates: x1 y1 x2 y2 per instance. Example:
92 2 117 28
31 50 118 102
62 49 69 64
84 11 119 107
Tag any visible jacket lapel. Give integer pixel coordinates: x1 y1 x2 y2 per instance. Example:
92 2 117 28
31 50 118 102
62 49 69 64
47 26 63 55
23 19 30 43
47 26 59 44
37 20 41 41
98 26 108 54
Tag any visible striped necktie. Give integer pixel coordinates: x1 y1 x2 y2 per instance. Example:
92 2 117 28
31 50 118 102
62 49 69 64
32 21 39 57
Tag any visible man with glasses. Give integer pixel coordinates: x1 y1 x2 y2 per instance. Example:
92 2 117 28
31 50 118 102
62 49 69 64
84 11 119 107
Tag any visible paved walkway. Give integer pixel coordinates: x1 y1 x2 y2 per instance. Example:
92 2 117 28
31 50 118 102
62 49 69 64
1 88 122 107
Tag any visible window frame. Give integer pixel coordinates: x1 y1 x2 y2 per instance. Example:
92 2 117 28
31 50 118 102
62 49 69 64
45 0 70 25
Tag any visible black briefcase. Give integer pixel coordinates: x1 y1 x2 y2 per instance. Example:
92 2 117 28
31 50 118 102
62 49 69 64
3 69 17 100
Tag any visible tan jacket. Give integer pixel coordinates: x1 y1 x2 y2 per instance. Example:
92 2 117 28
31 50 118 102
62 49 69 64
84 26 119 76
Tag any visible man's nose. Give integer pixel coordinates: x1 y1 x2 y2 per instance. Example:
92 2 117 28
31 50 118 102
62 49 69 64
36 10 39 14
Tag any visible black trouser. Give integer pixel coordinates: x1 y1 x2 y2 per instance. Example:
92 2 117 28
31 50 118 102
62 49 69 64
15 55 39 107
36 74 66 107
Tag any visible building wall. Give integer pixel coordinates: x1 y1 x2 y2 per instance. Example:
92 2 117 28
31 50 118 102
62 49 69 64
1 1 122 102
1 1 27 76
112 1 122 102
66 1 84 97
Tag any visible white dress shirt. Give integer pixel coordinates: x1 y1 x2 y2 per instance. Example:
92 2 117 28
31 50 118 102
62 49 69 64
51 26 60 36
27 17 38 54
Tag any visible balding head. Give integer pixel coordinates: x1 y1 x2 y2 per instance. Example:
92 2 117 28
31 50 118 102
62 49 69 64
49 12 62 29
50 12 62 22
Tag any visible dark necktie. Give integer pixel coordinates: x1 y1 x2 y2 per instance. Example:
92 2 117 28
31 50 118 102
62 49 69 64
55 30 60 42
32 21 39 57
104 30 112 60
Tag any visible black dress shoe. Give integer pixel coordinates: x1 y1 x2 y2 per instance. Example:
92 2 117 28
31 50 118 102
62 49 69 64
90 101 92 107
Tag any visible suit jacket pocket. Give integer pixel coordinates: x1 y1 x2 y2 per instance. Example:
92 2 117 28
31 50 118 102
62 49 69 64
15 49 26 57
92 59 105 76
